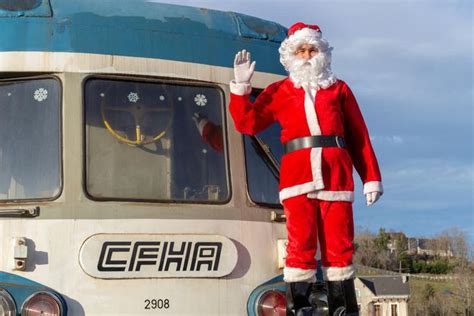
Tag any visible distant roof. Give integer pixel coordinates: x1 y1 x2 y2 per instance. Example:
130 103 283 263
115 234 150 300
359 276 410 296
388 232 406 238
0 0 288 75
417 238 437 250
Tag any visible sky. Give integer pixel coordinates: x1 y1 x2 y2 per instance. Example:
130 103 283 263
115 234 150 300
154 0 473 244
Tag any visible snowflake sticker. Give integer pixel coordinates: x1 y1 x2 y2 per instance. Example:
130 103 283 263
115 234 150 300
7 92 11 97
194 94 207 107
159 95 165 101
128 92 139 103
178 97 183 101
100 93 105 97
34 88 48 102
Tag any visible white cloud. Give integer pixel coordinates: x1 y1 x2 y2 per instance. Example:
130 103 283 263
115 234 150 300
382 159 473 197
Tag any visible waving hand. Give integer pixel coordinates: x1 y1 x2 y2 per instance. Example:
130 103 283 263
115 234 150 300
233 49 256 83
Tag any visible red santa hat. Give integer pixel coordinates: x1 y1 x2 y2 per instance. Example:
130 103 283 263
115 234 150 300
286 22 322 44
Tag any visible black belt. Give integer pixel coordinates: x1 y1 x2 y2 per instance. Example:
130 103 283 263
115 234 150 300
283 136 346 154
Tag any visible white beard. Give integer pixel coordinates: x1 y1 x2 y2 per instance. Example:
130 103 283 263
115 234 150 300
287 53 337 90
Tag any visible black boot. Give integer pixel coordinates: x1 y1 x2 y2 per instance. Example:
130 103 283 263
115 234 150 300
285 282 314 316
308 281 329 314
326 279 359 316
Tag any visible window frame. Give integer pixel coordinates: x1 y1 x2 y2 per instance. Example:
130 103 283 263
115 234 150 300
374 303 382 316
0 74 63 203
82 74 231 205
390 303 399 316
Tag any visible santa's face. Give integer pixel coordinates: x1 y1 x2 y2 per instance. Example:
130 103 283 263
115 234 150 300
294 44 319 60
286 43 332 88
279 30 337 89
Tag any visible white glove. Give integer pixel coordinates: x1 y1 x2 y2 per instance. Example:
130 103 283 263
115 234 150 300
192 112 207 125
234 49 256 83
192 112 208 135
366 192 381 206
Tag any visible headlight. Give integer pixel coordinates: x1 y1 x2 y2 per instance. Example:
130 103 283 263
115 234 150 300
256 289 286 316
21 292 63 316
0 288 17 316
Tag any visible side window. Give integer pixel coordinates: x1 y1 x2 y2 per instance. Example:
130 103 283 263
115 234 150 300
390 303 398 316
243 90 283 207
84 78 229 203
0 77 62 201
374 304 382 316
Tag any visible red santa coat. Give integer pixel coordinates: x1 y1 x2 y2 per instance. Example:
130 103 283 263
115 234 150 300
229 78 383 202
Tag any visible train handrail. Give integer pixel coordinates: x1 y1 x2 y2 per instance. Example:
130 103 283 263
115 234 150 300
0 207 40 217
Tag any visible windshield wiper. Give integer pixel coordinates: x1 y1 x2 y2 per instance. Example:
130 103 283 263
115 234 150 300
249 135 280 182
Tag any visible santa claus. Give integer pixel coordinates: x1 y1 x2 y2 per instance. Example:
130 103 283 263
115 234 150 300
229 22 383 315
192 112 224 153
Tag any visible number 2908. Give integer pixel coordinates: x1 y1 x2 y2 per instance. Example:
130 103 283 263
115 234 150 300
144 299 170 310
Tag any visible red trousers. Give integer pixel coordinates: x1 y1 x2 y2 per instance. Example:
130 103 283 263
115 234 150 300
283 194 355 282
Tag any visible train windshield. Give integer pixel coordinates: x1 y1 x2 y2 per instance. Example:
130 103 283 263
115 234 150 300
84 78 228 203
243 90 283 207
244 123 282 206
0 78 61 200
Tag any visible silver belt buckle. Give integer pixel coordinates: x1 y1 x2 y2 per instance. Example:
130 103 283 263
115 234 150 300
335 136 342 148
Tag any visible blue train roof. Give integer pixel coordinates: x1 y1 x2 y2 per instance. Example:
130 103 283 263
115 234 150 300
0 0 288 75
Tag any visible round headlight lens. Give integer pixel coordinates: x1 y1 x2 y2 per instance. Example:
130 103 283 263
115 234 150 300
257 290 286 316
0 0 42 11
21 292 62 316
0 288 17 316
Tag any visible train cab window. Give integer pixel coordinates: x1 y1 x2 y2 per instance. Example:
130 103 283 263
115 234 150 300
0 78 62 200
84 78 228 203
243 91 283 207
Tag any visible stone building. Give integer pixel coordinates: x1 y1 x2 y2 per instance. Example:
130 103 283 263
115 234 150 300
355 275 410 316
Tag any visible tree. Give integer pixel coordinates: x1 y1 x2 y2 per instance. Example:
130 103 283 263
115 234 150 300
353 227 399 271
353 229 379 267
394 234 410 272
374 228 389 252
451 243 474 315
433 227 469 259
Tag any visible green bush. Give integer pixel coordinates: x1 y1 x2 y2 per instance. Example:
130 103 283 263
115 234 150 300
410 258 452 274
